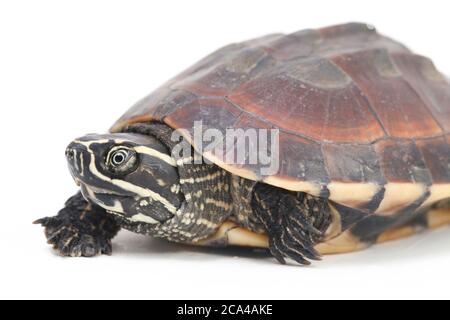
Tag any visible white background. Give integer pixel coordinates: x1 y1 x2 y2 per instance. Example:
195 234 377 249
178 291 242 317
1 0 450 300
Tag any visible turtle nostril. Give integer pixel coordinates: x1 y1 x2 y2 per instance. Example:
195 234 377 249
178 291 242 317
66 148 75 160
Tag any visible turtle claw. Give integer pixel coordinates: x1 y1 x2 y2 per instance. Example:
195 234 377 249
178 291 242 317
36 216 113 257
255 201 323 265
269 238 287 265
252 184 332 266
268 228 318 266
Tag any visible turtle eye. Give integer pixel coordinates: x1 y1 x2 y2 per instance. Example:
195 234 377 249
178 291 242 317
106 147 138 174
111 149 129 166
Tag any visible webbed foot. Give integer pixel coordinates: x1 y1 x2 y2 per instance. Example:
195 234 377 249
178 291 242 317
35 192 120 257
35 216 113 257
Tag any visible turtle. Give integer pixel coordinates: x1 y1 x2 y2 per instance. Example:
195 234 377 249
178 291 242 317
36 22 450 265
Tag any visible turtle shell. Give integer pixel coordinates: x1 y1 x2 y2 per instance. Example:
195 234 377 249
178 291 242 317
111 23 450 215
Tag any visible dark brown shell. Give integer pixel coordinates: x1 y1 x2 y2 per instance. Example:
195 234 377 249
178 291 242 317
111 23 450 214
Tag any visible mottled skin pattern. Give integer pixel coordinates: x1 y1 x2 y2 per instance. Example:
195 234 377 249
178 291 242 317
121 123 234 242
229 175 265 234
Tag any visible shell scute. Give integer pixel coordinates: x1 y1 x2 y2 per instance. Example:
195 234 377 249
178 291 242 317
228 64 386 143
165 97 241 137
374 139 431 185
172 46 271 97
260 29 319 60
416 137 450 184
274 132 329 189
322 143 385 185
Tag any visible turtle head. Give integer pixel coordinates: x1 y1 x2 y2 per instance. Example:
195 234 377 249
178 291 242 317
65 133 183 224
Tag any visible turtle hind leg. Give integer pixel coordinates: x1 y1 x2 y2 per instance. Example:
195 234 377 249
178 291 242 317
35 192 121 257
251 183 333 265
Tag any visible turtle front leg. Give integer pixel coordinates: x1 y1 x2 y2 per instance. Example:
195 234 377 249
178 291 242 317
252 184 333 265
35 192 121 257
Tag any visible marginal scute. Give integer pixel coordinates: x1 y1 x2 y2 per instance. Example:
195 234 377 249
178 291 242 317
322 143 385 184
373 139 431 214
276 132 329 186
375 139 431 184
415 137 450 208
322 143 385 208
327 182 380 208
375 182 427 215
263 176 322 196
416 137 450 183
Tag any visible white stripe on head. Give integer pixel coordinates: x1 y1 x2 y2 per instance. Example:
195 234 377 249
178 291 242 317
73 139 112 148
79 152 85 177
84 185 125 213
129 213 159 224
134 146 176 167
